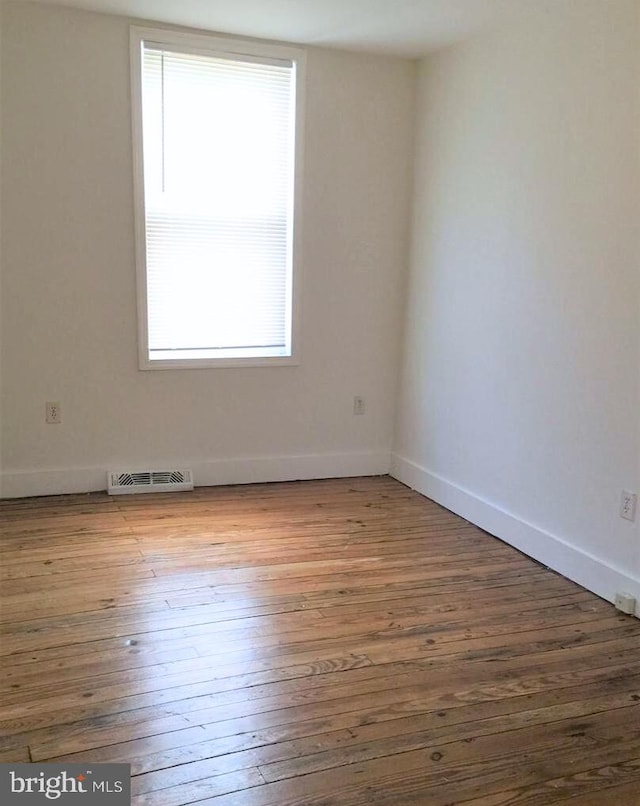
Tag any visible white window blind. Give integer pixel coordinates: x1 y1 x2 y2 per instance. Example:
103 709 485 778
139 42 297 363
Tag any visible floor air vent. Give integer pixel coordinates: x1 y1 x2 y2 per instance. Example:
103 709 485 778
107 469 194 495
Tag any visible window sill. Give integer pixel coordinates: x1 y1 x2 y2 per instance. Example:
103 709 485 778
139 355 300 370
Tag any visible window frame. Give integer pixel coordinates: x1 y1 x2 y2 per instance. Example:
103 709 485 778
130 26 305 370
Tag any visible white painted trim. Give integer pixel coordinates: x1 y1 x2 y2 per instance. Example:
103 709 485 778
129 26 306 371
390 453 640 616
129 25 150 372
1 451 391 499
130 26 306 64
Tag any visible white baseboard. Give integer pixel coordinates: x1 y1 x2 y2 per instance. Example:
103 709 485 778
390 453 640 615
7 450 638 616
1 451 391 499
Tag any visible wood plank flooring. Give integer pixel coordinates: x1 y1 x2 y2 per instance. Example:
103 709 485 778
1 475 640 804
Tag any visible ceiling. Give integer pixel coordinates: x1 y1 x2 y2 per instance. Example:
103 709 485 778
10 0 529 57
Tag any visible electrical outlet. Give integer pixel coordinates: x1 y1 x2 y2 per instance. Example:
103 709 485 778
353 396 365 415
620 490 637 521
46 401 61 424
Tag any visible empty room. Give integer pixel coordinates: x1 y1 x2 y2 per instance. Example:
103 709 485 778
2 0 640 803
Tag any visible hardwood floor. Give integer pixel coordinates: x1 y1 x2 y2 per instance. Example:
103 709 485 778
1 475 640 805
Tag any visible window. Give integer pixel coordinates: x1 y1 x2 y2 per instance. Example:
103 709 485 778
130 28 304 368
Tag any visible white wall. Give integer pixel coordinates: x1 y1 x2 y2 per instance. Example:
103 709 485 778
0 1 3 494
393 0 640 608
0 1 416 496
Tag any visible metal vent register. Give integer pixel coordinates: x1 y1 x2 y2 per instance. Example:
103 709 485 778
107 469 194 494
